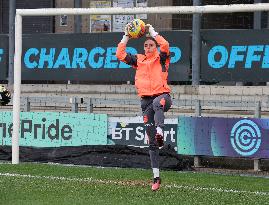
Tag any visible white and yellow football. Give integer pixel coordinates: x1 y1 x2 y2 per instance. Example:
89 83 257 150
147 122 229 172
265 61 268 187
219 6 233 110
127 19 146 39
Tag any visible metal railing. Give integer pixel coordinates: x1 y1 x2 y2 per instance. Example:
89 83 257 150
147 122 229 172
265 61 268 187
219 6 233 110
19 96 264 118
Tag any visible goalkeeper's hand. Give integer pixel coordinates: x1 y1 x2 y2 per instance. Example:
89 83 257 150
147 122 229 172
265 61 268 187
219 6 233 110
145 24 158 38
0 85 11 106
120 23 130 44
124 23 130 36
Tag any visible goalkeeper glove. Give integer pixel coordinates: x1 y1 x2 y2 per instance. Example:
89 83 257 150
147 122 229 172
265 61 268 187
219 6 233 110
120 23 130 44
146 24 158 38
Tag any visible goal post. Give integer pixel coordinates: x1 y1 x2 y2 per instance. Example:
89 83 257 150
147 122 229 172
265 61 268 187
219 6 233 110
12 3 269 164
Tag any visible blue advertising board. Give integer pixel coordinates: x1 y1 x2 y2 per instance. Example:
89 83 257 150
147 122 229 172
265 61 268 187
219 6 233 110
19 32 190 82
201 29 269 82
0 35 8 80
0 111 107 147
178 116 269 158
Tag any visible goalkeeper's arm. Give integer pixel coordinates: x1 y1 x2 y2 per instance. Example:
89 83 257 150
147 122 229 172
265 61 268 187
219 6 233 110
0 85 11 106
116 23 138 68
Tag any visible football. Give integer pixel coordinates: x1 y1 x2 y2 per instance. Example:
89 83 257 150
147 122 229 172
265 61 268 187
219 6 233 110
127 19 146 39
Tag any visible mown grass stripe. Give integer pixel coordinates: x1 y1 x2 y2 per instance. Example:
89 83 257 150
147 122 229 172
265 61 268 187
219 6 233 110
0 172 268 196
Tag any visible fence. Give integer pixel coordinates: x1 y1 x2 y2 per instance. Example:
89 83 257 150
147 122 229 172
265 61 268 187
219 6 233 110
20 96 264 117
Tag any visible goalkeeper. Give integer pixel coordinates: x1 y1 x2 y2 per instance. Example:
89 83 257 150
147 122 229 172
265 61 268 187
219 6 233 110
0 85 11 106
116 23 172 191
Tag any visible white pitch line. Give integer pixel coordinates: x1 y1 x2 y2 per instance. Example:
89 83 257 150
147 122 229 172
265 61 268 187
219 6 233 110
0 172 268 196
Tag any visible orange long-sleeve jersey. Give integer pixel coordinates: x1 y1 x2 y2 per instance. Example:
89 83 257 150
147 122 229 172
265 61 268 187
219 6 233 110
116 35 171 97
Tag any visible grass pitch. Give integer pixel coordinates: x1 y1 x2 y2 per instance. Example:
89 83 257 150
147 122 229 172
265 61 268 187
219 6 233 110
0 163 268 205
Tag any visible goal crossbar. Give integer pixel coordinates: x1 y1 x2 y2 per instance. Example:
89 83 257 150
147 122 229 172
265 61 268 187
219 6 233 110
12 3 269 164
16 3 269 16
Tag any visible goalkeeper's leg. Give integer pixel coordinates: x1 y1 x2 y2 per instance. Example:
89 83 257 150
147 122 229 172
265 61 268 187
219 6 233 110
141 98 161 191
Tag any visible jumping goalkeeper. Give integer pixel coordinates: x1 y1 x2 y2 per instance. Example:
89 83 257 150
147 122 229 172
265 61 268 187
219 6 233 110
116 23 172 191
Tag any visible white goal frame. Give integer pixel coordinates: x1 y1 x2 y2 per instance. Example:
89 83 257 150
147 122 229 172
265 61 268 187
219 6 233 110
13 3 269 164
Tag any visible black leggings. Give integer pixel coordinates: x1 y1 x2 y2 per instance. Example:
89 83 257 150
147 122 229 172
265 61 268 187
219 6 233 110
141 93 172 169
